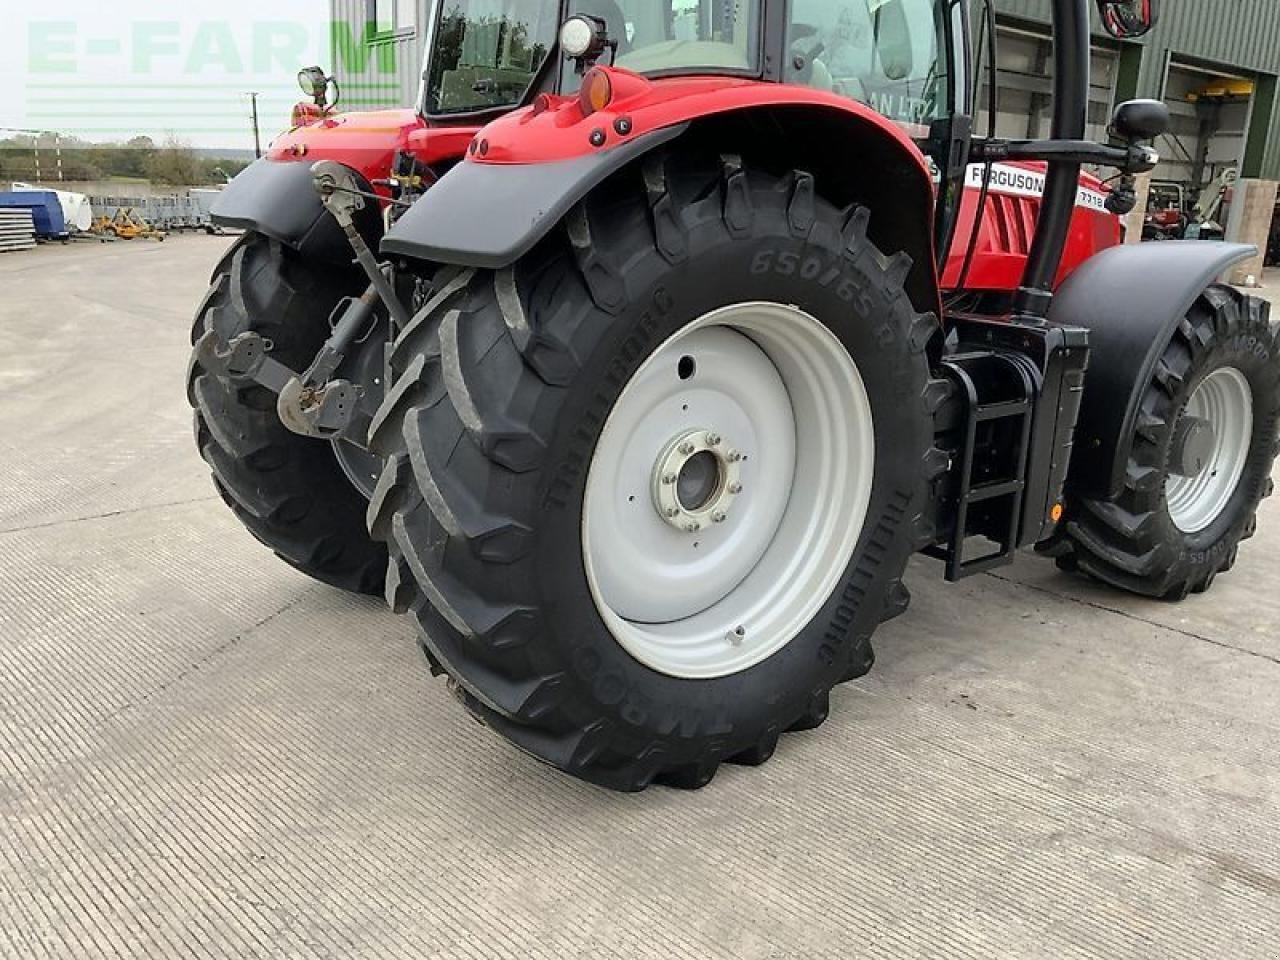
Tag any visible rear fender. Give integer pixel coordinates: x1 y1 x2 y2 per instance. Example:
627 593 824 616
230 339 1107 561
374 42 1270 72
383 74 941 318
1049 241 1257 500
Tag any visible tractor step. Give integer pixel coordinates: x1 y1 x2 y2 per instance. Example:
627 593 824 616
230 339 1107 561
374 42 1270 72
926 316 1092 582
925 351 1037 580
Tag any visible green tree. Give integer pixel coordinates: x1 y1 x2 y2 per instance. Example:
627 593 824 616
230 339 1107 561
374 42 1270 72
143 137 202 185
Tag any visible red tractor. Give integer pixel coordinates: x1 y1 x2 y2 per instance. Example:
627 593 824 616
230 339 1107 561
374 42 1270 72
191 0 1279 791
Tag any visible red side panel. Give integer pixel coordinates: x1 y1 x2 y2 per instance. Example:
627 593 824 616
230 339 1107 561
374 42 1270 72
942 161 1122 292
266 109 481 197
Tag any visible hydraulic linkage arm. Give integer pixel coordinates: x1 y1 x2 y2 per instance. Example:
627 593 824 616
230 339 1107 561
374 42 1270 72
193 160 413 444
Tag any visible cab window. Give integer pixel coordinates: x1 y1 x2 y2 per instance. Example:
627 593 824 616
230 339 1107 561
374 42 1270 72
786 0 948 133
1147 184 1181 213
565 1 762 84
427 0 559 114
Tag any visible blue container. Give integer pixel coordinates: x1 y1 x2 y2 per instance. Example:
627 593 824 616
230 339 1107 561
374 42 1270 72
0 191 67 239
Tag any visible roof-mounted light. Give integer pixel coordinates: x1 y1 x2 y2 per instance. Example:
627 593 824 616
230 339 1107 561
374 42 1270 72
560 15 616 73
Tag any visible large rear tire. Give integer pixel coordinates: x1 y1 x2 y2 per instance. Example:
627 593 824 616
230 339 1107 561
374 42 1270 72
1053 286 1279 599
367 156 942 790
188 232 386 595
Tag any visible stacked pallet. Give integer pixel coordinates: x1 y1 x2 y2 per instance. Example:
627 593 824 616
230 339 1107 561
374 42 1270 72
0 208 36 253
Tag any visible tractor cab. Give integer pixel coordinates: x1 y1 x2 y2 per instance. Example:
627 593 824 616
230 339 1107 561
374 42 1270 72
422 1 956 145
413 0 1132 297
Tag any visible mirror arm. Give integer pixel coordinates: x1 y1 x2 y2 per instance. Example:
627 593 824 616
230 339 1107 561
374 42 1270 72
973 138 1158 174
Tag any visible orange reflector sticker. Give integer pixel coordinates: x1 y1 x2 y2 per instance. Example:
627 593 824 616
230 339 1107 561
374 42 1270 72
1050 503 1065 523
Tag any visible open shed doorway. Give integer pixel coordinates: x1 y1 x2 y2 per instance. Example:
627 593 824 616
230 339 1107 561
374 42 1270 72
1149 60 1255 241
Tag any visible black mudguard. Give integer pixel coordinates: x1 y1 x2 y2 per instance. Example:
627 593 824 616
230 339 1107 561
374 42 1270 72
1049 241 1257 500
212 158 380 264
381 125 688 267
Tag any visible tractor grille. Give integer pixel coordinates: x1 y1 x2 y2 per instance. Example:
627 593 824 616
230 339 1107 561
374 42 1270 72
987 193 1041 255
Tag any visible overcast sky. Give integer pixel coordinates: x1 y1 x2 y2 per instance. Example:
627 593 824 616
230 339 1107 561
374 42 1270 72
0 1 374 152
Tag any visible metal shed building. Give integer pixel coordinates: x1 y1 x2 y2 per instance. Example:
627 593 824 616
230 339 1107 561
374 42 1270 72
992 0 1280 183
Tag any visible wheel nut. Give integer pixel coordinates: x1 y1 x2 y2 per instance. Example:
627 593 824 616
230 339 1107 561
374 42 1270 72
662 473 677 485
705 432 721 447
685 522 701 533
712 511 727 524
727 449 742 463
728 482 743 495
665 507 680 518
679 442 695 456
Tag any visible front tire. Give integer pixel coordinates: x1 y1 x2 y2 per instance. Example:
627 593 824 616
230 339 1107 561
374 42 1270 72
1055 286 1279 599
368 156 941 790
188 232 386 595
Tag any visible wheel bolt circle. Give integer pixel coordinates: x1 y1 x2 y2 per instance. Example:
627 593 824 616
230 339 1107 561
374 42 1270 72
651 428 744 533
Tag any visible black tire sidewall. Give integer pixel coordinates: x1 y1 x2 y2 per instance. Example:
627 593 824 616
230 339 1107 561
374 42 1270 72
190 232 386 592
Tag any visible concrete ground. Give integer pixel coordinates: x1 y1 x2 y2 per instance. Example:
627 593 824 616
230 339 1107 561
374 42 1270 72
1 238 1279 960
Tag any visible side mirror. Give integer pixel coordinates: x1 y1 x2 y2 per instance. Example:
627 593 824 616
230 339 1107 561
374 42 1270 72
1096 0 1159 39
872 0 915 81
1111 98 1169 142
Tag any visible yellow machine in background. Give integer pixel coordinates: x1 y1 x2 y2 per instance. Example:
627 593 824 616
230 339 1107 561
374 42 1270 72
93 207 167 241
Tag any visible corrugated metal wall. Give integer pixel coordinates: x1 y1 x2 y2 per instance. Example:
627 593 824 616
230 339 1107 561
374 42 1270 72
329 0 426 111
999 0 1280 76
997 0 1280 178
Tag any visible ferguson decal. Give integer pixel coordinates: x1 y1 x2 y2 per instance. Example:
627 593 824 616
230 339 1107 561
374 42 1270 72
966 163 1110 213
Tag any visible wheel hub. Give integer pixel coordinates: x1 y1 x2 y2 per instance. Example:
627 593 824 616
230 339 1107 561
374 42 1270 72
1169 415 1216 478
1165 366 1253 534
651 429 743 532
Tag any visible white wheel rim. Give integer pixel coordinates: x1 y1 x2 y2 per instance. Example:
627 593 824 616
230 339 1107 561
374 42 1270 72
582 302 874 680
1165 366 1253 534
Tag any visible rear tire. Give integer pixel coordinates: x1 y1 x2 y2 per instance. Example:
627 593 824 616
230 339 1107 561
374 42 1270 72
1054 286 1279 599
188 232 386 595
368 156 941 790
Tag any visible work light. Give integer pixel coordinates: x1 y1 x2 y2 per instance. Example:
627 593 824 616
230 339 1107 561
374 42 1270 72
297 66 330 101
559 16 602 59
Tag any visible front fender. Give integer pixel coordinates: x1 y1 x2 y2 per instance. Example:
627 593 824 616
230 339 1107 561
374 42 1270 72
212 158 381 265
1049 241 1257 500
213 109 445 263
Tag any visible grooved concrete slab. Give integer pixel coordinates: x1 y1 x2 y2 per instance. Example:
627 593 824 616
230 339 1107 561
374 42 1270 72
2 240 1279 959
